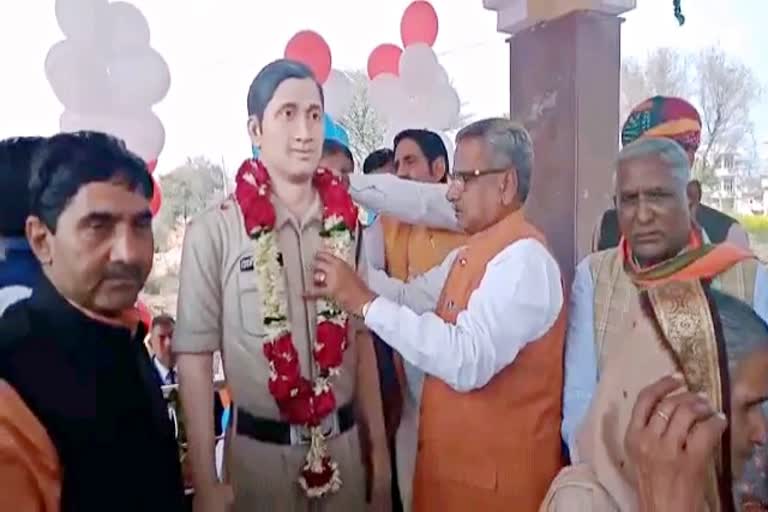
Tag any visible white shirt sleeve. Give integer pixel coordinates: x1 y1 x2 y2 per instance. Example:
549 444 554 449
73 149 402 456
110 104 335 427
364 239 563 392
349 173 460 232
368 249 459 314
362 217 386 271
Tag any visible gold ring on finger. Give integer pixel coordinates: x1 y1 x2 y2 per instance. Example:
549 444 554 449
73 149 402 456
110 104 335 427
655 409 670 422
315 271 326 284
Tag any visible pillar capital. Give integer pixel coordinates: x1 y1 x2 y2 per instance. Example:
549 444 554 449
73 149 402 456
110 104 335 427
482 0 636 35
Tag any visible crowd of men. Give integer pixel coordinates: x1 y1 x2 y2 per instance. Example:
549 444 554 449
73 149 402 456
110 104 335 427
1 58 767 512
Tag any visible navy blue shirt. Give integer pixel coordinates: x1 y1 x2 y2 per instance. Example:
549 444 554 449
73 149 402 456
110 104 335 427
0 236 41 289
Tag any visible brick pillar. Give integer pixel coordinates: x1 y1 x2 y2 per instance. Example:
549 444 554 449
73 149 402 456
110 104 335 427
508 10 622 283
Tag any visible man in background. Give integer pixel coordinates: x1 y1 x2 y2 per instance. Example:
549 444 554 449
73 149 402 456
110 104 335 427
363 148 395 176
320 139 355 177
0 131 184 511
149 314 177 386
593 96 749 251
0 136 47 315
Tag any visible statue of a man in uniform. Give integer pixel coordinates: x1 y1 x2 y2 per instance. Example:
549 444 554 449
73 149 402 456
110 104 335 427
173 59 390 512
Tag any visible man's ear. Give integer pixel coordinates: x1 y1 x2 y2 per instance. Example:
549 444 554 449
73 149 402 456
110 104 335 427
247 116 262 147
25 216 53 266
501 170 519 206
686 180 701 215
432 156 447 182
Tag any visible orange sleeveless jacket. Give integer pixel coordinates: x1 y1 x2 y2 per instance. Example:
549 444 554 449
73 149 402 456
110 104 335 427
412 211 566 512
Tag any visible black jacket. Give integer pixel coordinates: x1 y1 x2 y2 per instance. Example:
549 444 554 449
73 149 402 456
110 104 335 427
0 277 185 512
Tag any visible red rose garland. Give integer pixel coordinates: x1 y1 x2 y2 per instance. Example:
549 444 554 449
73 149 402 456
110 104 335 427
234 159 358 498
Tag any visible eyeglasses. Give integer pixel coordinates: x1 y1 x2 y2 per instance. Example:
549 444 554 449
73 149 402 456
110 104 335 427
449 168 511 185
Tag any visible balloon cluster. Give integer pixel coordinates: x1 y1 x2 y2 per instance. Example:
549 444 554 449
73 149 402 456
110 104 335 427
284 31 355 121
45 0 170 215
366 1 459 155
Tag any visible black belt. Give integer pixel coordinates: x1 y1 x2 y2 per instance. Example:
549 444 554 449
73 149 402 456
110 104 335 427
236 402 356 445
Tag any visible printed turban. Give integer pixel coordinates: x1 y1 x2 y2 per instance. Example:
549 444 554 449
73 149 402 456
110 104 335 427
621 96 702 151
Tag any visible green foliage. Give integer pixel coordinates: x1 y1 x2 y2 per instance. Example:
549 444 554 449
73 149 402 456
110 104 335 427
153 156 227 251
736 215 768 242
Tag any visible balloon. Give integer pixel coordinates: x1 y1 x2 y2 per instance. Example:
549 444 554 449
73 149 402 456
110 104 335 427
430 87 461 130
45 40 109 113
399 43 441 96
108 48 171 110
107 1 150 55
55 0 108 43
136 300 152 329
149 176 162 216
147 159 158 173
284 31 332 84
323 70 354 119
437 131 455 169
401 1 439 48
368 73 406 122
367 44 402 79
59 110 112 133
110 111 166 162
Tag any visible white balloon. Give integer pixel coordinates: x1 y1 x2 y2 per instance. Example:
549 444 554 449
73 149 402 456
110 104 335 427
59 110 113 133
436 131 455 169
108 48 171 110
110 111 166 162
107 1 151 55
430 86 461 130
55 0 108 43
323 69 355 119
368 73 406 122
399 43 441 95
45 40 109 113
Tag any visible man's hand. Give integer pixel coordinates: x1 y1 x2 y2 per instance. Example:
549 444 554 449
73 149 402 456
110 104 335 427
306 251 376 315
193 483 233 512
625 373 727 512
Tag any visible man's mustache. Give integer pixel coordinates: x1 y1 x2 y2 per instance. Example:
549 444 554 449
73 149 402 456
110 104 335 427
102 264 144 283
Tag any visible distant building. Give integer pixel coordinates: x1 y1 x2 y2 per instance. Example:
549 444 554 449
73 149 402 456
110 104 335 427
705 152 766 215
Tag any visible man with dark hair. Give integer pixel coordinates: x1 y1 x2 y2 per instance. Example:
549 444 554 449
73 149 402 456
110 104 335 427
393 129 448 183
363 149 395 175
0 136 47 315
175 59 389 511
150 314 177 385
320 139 354 177
0 131 184 511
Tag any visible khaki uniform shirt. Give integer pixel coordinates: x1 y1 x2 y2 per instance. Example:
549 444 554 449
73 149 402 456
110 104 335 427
173 194 358 420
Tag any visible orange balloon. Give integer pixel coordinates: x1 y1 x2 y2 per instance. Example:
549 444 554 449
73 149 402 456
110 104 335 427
150 175 162 216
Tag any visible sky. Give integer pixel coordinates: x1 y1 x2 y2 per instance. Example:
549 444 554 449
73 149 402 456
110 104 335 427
0 0 766 175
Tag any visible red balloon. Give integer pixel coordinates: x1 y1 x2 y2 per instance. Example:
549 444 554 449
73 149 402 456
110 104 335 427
401 1 439 48
150 175 162 216
284 30 332 83
367 44 403 79
136 301 152 331
147 159 158 173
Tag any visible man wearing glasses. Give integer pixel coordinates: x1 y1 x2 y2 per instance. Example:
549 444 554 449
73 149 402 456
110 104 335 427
319 118 566 511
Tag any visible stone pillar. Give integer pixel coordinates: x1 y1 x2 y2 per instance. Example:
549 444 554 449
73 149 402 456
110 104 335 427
483 1 634 283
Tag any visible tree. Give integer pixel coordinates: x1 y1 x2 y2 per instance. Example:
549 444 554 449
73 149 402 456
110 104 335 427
619 46 762 186
338 70 471 167
153 156 226 250
339 71 386 167
695 47 761 184
620 48 690 125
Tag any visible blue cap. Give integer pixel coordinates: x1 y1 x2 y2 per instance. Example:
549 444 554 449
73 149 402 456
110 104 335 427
323 113 350 148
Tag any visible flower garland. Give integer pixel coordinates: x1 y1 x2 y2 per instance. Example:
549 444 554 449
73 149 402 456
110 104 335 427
234 158 358 498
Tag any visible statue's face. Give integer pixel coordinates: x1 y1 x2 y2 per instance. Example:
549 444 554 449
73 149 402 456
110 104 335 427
250 78 324 182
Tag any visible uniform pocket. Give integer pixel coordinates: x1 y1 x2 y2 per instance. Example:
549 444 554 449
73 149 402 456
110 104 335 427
236 265 265 336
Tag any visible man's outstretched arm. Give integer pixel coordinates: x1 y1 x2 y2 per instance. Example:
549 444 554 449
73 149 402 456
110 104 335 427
349 174 460 232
